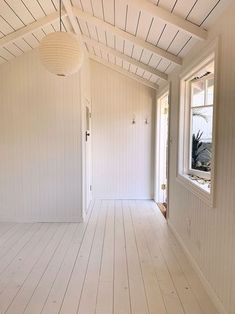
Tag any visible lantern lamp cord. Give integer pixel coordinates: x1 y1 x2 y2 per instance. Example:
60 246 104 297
59 0 62 32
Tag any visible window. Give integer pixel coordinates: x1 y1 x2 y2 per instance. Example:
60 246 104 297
178 55 216 202
189 72 214 179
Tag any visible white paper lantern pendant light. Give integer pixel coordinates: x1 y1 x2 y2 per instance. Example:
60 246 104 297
39 0 83 77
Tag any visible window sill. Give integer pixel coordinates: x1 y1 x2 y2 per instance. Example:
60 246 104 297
176 174 214 207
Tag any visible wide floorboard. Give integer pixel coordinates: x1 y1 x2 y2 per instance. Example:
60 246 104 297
0 200 217 314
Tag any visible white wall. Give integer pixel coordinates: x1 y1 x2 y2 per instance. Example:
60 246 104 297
91 61 155 199
162 3 235 313
0 49 90 222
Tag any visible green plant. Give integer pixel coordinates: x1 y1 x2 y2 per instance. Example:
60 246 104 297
192 131 207 169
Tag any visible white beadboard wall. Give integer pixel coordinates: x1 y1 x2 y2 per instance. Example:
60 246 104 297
91 61 155 199
0 49 90 222
162 3 235 314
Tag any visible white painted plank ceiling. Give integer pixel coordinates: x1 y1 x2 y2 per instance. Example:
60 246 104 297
0 0 232 87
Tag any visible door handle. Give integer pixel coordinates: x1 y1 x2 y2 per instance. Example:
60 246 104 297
86 131 90 142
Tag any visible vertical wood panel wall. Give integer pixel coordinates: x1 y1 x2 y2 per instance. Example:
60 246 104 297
164 3 235 313
91 61 156 199
0 49 90 222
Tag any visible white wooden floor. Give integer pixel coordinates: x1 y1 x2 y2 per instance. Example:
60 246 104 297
0 200 217 314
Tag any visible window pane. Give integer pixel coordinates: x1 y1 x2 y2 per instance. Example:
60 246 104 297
192 80 205 107
191 107 213 172
207 78 214 105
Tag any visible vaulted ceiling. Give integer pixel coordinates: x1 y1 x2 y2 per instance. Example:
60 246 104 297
0 0 232 89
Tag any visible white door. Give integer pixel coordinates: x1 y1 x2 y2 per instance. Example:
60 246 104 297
85 105 92 213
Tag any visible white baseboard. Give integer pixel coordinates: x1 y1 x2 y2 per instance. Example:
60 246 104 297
0 215 82 223
168 220 227 314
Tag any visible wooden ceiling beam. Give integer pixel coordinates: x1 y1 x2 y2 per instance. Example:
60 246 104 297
128 0 208 41
72 6 182 66
0 11 66 47
61 0 81 35
83 36 168 81
90 54 158 90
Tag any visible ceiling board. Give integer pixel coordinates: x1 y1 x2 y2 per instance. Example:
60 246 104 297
96 27 107 45
122 59 130 70
61 16 74 32
13 38 32 52
156 24 179 51
115 55 122 67
123 39 134 57
177 36 197 57
166 31 191 55
125 6 140 35
36 0 56 15
91 0 103 19
42 24 55 35
106 31 115 48
148 54 162 68
71 0 83 10
114 36 124 53
77 19 89 36
103 0 115 24
0 16 15 36
108 53 115 64
131 45 143 61
158 0 178 11
129 63 137 74
0 56 6 64
33 28 45 41
79 0 93 14
156 58 171 72
173 0 198 19
0 0 25 30
23 33 39 48
139 49 152 65
93 44 102 57
100 49 109 61
51 19 60 32
0 46 15 60
165 63 176 74
5 0 35 25
87 23 97 40
187 0 220 25
145 18 166 45
115 1 127 30
136 11 153 41
202 0 233 28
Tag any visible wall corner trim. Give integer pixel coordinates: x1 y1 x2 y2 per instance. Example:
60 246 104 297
168 220 228 314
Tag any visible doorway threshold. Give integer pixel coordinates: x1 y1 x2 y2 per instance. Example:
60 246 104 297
157 202 167 218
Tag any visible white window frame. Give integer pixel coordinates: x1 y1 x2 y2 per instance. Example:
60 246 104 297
177 39 219 207
187 72 214 180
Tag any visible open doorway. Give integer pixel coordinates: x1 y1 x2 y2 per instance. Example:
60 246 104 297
155 91 169 218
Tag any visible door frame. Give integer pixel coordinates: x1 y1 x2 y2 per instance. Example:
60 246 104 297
154 85 171 219
82 98 92 220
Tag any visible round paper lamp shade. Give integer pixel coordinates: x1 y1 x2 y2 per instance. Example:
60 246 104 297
39 32 84 76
